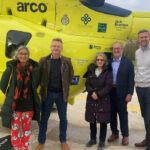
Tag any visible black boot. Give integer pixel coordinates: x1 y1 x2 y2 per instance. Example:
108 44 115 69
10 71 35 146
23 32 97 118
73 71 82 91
86 139 97 147
98 141 105 150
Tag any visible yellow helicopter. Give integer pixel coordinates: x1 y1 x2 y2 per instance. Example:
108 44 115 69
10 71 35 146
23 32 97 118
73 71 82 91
0 0 150 105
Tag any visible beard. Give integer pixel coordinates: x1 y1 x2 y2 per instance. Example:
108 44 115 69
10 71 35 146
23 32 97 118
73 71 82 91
141 41 149 48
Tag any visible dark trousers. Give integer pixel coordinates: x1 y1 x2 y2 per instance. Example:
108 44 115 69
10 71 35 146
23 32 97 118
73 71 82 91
136 87 150 150
38 92 67 144
110 88 129 137
90 120 107 142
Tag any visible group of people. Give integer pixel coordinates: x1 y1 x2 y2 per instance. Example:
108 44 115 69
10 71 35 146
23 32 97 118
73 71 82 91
84 29 150 150
0 29 149 150
84 41 134 150
0 38 73 150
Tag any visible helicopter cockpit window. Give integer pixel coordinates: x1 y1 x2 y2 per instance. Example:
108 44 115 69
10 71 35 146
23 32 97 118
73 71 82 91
6 30 32 58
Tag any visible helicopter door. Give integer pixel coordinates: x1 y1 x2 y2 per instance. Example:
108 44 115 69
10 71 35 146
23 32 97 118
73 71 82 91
5 30 32 59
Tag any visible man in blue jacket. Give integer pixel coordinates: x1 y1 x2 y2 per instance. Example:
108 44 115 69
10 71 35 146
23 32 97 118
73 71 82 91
107 42 134 145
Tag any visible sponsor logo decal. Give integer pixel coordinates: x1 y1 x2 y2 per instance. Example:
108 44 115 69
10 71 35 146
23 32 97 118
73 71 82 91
71 76 80 85
81 14 91 25
97 23 107 33
89 45 101 50
61 14 69 25
75 59 88 66
115 20 128 30
17 2 47 13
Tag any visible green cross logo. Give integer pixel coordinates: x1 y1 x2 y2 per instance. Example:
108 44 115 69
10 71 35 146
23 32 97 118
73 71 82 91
81 14 91 25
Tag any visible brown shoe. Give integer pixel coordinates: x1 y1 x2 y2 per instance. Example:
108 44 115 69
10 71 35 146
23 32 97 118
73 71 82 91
135 139 146 147
61 142 70 150
122 136 129 145
108 134 119 142
34 144 44 150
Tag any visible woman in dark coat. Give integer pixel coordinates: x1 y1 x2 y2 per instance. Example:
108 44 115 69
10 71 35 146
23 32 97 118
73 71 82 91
0 46 40 150
85 52 113 150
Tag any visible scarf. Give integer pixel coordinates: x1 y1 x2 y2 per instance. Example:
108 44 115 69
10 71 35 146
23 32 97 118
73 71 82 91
12 61 33 111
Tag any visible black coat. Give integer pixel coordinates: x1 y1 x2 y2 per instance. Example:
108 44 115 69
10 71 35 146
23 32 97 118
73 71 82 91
85 64 113 123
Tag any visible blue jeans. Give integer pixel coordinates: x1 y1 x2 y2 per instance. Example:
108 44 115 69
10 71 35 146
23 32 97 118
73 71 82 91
136 87 150 150
38 92 68 144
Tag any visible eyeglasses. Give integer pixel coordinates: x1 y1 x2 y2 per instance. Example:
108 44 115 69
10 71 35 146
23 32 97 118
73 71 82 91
18 53 28 56
113 47 121 50
96 59 104 62
51 45 62 48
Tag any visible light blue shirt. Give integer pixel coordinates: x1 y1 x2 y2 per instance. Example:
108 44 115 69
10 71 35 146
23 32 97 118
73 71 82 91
112 56 122 84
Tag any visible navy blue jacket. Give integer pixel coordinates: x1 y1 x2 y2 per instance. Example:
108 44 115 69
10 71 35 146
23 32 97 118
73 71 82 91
111 56 134 98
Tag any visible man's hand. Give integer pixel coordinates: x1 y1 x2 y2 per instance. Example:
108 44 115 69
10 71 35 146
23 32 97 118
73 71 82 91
135 82 138 87
126 94 132 103
91 92 98 100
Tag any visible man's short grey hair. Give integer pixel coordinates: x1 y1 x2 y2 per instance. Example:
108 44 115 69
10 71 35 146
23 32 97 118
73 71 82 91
113 41 124 49
138 29 150 36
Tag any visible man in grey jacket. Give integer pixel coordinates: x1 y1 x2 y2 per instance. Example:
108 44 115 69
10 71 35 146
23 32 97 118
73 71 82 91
135 29 150 150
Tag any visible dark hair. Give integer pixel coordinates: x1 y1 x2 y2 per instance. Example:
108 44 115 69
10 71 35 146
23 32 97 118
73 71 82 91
52 38 63 43
138 29 150 36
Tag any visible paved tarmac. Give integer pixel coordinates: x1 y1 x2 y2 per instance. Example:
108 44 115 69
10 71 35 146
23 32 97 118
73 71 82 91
0 91 146 150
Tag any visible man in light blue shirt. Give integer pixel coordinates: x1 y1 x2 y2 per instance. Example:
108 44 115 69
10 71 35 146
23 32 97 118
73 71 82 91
108 42 134 146
112 56 122 85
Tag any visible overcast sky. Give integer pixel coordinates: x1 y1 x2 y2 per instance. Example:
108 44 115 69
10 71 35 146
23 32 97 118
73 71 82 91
105 0 150 12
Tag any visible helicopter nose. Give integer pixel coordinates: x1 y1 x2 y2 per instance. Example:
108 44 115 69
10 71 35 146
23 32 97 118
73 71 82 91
80 0 105 6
